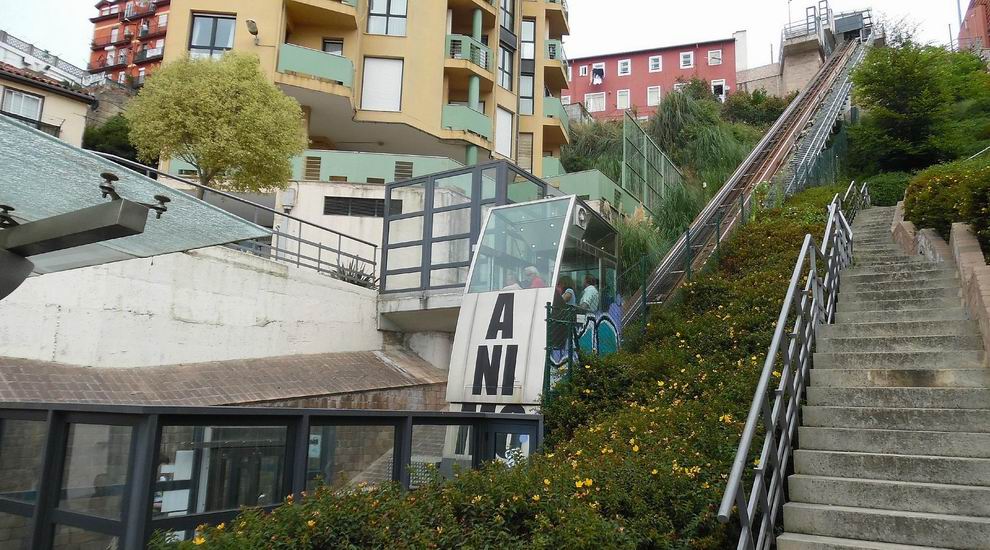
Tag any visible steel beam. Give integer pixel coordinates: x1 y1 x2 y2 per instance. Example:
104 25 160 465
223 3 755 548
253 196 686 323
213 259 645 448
0 200 148 258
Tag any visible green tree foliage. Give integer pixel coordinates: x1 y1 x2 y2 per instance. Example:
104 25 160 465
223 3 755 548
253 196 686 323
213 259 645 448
125 53 306 195
82 114 139 161
904 156 990 250
849 42 990 176
721 89 795 128
149 185 843 550
862 171 912 206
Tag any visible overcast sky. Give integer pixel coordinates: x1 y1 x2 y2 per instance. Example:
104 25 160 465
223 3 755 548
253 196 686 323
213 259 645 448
0 0 969 70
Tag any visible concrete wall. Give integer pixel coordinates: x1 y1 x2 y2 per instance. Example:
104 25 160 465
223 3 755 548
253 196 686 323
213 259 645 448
0 246 382 368
737 62 782 96
782 48 824 95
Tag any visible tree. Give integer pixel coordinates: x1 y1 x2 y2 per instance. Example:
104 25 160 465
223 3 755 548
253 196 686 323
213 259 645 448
125 52 306 197
83 113 139 161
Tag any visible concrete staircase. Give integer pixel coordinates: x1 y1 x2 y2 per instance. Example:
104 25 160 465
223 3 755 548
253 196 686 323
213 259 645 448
777 206 990 550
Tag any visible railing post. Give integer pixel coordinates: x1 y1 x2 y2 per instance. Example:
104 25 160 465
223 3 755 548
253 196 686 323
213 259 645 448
640 258 648 331
544 302 553 402
715 211 723 260
684 227 692 281
740 193 747 225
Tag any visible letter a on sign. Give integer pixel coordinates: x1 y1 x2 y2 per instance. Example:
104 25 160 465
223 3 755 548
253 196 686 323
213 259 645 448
485 294 514 339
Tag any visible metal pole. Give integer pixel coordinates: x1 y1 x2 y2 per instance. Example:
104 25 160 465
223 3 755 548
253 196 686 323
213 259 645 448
685 227 692 281
543 302 552 402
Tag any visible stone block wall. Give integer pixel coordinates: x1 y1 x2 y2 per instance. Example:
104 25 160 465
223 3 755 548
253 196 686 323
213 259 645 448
950 223 990 360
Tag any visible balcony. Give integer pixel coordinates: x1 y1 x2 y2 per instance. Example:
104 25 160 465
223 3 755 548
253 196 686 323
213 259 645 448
88 55 128 73
544 39 569 90
291 150 462 182
123 3 157 20
542 155 565 177
1 111 60 138
91 31 133 49
442 104 492 140
139 21 168 39
285 0 358 29
446 35 492 72
134 47 164 64
525 0 569 38
542 96 569 146
276 43 353 87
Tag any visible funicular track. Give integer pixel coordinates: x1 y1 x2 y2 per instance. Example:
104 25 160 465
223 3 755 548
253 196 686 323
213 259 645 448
621 38 862 328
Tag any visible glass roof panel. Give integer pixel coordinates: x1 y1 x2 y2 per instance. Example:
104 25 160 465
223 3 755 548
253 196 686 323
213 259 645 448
0 116 270 273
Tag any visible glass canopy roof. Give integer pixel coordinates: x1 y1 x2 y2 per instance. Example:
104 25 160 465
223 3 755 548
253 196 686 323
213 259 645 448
0 116 270 274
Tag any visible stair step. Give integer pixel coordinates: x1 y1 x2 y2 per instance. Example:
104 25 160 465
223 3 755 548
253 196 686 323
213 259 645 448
798 426 990 458
794 449 990 486
788 474 990 517
835 308 969 324
819 320 979 338
818 334 982 353
813 350 985 369
845 262 950 276
842 278 961 293
802 406 990 432
810 367 990 388
838 296 960 313
843 268 957 282
777 533 952 550
842 286 960 302
806 387 990 409
782 502 990 548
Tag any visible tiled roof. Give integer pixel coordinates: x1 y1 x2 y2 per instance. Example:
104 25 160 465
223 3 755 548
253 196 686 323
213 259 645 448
0 62 97 103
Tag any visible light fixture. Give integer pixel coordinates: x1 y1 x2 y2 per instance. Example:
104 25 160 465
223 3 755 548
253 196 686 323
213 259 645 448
245 19 259 45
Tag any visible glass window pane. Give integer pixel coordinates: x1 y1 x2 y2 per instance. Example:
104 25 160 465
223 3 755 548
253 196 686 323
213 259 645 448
153 425 286 519
520 98 534 116
481 168 497 200
430 267 470 287
409 425 472 489
494 431 532 465
520 75 533 96
507 174 541 203
433 173 473 208
0 512 31 550
521 43 534 60
384 271 421 291
521 20 535 41
52 524 118 550
59 424 132 519
369 0 388 14
432 238 471 266
433 208 472 238
467 198 570 293
306 425 395 490
190 16 214 47
388 216 423 243
390 0 408 15
214 18 235 49
386 245 422 270
387 17 406 37
0 419 45 502
188 48 211 60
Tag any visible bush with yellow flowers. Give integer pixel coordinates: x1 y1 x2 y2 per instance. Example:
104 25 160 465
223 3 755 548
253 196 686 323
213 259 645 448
150 184 844 550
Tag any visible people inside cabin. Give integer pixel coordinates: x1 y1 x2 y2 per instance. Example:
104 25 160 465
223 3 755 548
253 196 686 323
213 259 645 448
523 266 546 288
579 274 601 312
502 274 522 290
557 276 577 306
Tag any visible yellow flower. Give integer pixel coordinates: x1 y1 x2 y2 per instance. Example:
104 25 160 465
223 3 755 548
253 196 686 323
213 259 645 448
584 478 593 487
531 494 541 502
575 480 585 488
719 414 733 424
651 469 659 475
633 445 640 452
216 523 225 531
193 536 206 546
307 520 317 529
543 478 551 486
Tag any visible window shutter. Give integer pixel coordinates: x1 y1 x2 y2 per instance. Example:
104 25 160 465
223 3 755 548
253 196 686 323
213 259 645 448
394 161 414 181
362 57 404 111
304 157 322 180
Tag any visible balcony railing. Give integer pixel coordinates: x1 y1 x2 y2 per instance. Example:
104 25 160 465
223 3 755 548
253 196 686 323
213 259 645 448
134 47 164 63
446 35 492 71
91 31 132 49
0 111 60 138
277 43 354 87
89 55 128 71
139 21 168 38
124 3 157 20
545 39 567 64
442 104 492 140
543 96 570 133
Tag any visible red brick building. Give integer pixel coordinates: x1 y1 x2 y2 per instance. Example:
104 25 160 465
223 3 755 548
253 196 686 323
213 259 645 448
88 0 170 88
959 0 990 52
563 33 746 120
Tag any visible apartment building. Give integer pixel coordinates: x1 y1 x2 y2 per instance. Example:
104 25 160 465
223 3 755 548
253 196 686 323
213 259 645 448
563 32 747 120
89 0 171 88
959 0 990 54
0 63 97 146
159 0 570 271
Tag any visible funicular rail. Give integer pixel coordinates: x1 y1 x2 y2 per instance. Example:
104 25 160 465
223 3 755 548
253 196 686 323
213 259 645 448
621 38 862 328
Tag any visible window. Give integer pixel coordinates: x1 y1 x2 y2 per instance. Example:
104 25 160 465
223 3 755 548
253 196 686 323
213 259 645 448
495 106 513 157
118 72 126 84
519 74 534 115
189 14 235 59
324 197 401 217
561 95 570 105
673 82 688 93
585 92 605 112
2 88 42 120
498 47 514 90
679 51 694 69
323 39 344 56
617 59 631 76
567 65 572 82
159 13 168 26
500 0 514 31
110 27 119 42
649 55 662 72
361 57 403 111
712 79 727 101
518 133 534 172
304 156 322 180
708 49 723 66
579 65 588 77
616 89 630 110
521 19 535 60
368 0 407 36
647 86 662 106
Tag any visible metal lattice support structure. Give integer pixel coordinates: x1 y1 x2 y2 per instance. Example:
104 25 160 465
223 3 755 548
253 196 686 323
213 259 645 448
717 181 871 550
621 112 684 216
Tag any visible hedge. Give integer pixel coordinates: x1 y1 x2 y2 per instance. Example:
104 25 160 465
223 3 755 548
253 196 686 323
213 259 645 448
152 184 845 550
863 172 912 207
904 156 990 250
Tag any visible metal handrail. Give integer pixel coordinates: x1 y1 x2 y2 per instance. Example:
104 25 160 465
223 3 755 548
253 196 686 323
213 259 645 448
717 182 870 550
967 144 990 160
92 152 380 286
